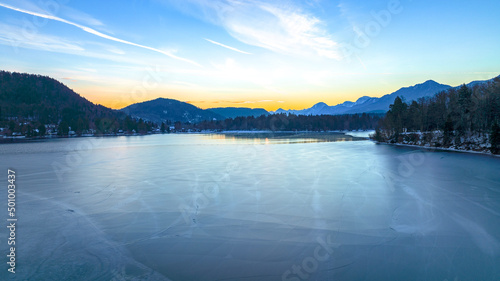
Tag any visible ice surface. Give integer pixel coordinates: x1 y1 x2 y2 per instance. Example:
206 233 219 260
0 134 499 280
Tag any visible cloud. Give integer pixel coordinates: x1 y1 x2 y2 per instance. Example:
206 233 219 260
171 0 341 59
61 77 77 81
204 38 251 54
0 23 153 66
60 6 104 27
0 2 201 66
0 23 84 52
0 23 194 71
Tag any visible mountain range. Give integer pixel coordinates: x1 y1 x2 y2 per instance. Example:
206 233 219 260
120 99 270 124
272 76 499 116
2 70 498 128
122 80 456 123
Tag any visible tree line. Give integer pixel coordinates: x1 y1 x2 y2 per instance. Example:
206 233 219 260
183 112 382 131
376 77 500 153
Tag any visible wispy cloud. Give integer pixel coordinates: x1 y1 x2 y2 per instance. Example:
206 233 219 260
61 6 104 27
253 3 340 59
173 0 341 59
0 2 201 66
0 23 84 52
61 77 78 81
0 23 195 72
204 38 251 54
0 23 151 66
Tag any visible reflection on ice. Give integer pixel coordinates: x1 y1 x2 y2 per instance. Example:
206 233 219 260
207 131 367 144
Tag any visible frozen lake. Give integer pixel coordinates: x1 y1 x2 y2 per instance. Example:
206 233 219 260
1 133 500 280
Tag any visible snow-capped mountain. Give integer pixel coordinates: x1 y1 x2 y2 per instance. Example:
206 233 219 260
343 80 452 114
271 76 498 116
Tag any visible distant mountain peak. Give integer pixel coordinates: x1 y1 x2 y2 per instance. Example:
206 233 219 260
153 97 169 101
312 102 328 108
400 80 444 91
271 78 457 116
422 80 438 85
356 95 371 101
396 79 450 92
355 96 372 104
147 97 178 103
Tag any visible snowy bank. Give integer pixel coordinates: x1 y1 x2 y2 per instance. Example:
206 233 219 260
372 130 500 156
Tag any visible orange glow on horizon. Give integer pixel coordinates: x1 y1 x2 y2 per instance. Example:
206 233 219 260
79 89 384 112
74 81 402 112
68 74 409 112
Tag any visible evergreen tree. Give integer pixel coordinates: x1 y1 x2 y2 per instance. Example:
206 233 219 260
457 84 473 134
490 122 500 154
58 121 69 135
38 124 46 136
160 122 166 133
443 115 454 146
8 120 16 132
373 128 384 142
387 96 408 136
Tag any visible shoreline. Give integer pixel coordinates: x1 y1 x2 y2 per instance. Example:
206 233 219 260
374 140 500 158
1 130 374 144
0 133 148 144
216 131 368 142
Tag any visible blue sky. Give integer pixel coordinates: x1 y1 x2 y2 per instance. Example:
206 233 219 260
0 0 499 110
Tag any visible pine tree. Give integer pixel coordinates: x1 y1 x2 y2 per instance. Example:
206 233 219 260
388 96 408 138
373 128 384 142
443 115 454 146
160 122 166 133
490 121 500 154
38 124 46 136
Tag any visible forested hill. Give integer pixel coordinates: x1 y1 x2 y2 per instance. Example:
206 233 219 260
120 98 225 124
207 107 269 119
0 71 115 120
374 76 500 154
0 71 151 135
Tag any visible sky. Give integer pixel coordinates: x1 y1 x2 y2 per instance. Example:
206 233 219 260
0 0 499 111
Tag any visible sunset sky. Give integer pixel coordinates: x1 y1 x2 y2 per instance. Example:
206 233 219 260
0 0 499 111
